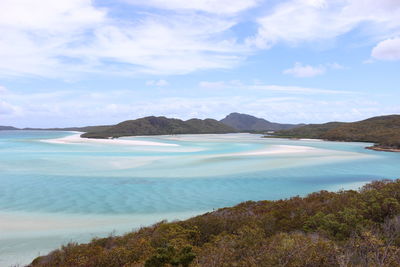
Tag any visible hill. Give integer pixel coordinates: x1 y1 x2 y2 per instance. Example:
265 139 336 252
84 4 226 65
323 115 400 149
0 126 19 130
30 179 400 267
81 116 236 139
272 122 347 139
272 115 400 150
220 112 302 132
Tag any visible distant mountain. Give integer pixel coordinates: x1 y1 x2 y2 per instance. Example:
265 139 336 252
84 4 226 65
81 116 236 139
273 115 400 150
220 112 302 132
0 126 19 130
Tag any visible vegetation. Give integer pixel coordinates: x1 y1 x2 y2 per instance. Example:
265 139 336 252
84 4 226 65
30 179 400 267
220 112 302 132
271 122 346 139
272 115 400 149
81 116 236 139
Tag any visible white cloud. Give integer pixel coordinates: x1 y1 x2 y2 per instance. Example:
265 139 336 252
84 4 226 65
146 79 169 86
0 0 106 77
250 84 354 95
0 100 21 116
0 0 249 77
199 80 353 94
326 62 344 69
371 37 400 61
248 0 400 51
0 0 398 78
199 80 242 89
122 0 259 15
283 62 325 77
199 81 227 89
0 88 394 127
0 86 8 95
283 62 344 78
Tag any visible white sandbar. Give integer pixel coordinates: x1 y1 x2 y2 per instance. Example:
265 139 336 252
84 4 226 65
41 133 179 147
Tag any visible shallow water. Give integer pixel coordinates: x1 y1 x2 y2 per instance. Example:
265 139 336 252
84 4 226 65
0 131 399 266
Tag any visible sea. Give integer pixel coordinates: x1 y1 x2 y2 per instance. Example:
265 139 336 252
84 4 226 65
1 131 399 266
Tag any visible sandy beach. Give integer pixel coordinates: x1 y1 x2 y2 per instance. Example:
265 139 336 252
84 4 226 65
41 133 179 147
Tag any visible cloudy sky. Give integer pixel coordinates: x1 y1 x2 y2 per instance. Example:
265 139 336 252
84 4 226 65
0 0 399 127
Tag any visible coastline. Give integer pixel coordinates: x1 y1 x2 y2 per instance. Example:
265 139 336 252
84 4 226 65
267 135 400 153
366 146 400 153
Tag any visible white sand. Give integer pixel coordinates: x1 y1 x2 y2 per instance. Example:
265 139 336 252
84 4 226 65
236 145 319 156
41 133 179 147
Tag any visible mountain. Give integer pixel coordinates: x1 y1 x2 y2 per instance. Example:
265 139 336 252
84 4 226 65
30 179 400 267
0 126 19 130
273 115 400 150
220 112 302 132
81 116 236 138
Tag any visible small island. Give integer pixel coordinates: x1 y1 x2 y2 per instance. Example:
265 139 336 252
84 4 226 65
80 116 237 139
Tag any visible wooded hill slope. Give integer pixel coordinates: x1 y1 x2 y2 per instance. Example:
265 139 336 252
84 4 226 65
30 179 400 267
81 116 236 139
273 115 400 149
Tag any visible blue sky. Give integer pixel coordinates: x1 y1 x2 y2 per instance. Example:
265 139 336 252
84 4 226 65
0 0 399 127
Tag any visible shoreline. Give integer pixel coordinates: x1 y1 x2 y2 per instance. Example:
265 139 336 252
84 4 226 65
267 136 400 153
366 146 400 153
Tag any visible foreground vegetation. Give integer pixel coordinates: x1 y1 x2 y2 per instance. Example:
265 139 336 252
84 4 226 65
81 116 236 139
30 179 400 267
272 115 400 150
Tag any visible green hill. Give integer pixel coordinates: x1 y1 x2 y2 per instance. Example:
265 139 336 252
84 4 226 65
81 116 236 139
220 112 302 132
272 115 400 150
322 115 400 149
272 122 346 139
30 179 400 267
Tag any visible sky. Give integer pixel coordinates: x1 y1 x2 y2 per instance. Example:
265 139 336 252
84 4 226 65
0 0 399 128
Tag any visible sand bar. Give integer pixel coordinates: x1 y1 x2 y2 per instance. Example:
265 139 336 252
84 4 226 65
41 133 179 147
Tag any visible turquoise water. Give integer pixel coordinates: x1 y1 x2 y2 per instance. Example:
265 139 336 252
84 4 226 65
0 131 399 266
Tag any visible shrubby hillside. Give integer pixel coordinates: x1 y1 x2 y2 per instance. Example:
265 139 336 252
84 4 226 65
81 116 236 139
273 115 400 149
30 179 400 267
272 122 346 139
323 115 400 149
